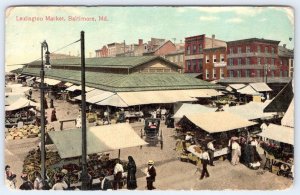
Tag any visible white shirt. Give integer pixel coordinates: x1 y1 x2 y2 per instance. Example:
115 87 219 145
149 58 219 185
52 181 68 190
207 142 215 151
232 142 240 150
101 178 106 189
202 151 210 160
251 140 258 147
34 177 43 190
114 163 124 175
185 135 193 141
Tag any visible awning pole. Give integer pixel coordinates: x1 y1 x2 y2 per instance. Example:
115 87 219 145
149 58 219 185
118 149 121 159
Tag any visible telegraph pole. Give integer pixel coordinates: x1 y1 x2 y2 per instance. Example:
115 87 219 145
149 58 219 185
80 31 89 190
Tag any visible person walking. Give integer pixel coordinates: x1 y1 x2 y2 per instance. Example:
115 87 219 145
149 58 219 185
44 98 48 109
231 140 241 165
146 160 156 190
127 156 137 190
29 89 33 99
33 172 44 190
207 140 215 166
200 148 210 180
51 108 57 122
19 174 34 190
113 159 124 190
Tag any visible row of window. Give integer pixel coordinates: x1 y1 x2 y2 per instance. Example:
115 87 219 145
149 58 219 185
186 59 203 72
228 70 288 77
205 54 225 63
228 57 276 66
229 45 276 54
167 54 184 63
186 43 204 55
205 68 224 79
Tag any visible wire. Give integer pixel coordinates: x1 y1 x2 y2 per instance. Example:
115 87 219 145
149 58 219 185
6 39 81 66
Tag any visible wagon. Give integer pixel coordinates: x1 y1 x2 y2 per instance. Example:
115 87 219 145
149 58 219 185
140 118 163 149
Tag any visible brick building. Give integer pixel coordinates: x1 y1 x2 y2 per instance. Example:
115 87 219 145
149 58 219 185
143 40 176 56
184 34 226 80
278 44 294 77
226 38 282 79
165 50 184 70
95 45 108 57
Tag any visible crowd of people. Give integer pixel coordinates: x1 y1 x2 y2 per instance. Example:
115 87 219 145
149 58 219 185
5 156 158 191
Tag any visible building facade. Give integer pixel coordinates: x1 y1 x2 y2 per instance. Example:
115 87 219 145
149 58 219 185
226 38 282 79
278 45 294 77
143 40 176 56
95 46 108 57
165 50 184 71
203 47 227 81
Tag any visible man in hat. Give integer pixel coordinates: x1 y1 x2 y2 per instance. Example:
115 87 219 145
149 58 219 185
207 140 215 166
99 173 112 191
113 159 124 190
200 148 210 180
146 160 156 190
5 165 17 189
19 174 34 190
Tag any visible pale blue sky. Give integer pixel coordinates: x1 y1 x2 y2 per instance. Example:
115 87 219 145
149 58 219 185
5 6 294 71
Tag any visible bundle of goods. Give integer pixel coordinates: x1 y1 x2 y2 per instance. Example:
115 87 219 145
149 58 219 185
5 124 55 140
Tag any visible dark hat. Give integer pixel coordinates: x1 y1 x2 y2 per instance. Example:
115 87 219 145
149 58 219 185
99 173 106 178
21 173 28 180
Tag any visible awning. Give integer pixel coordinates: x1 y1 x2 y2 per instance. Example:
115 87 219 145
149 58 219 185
64 82 73 87
36 78 61 86
281 98 294 128
26 77 35 81
66 85 94 92
74 89 114 102
48 123 148 159
249 83 272 92
184 112 257 133
96 94 128 107
224 101 276 120
173 103 216 119
258 124 294 145
5 92 26 106
5 97 37 111
5 84 31 93
229 84 246 90
237 85 260 95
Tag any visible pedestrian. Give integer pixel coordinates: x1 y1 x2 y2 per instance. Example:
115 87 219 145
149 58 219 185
207 140 215 166
127 156 137 190
52 173 68 190
113 159 124 190
61 169 70 190
146 160 156 190
231 140 241 165
200 148 210 180
19 174 34 190
33 171 44 190
29 89 32 99
44 98 48 109
99 173 112 190
5 165 17 189
51 108 57 122
50 98 54 108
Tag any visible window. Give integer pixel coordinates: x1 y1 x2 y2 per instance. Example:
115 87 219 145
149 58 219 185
180 55 183 62
213 54 217 62
271 71 275 78
186 61 191 71
193 60 197 72
213 68 216 78
229 70 234 77
193 45 197 54
186 46 191 55
271 47 275 54
229 48 233 54
265 47 268 53
280 71 283 77
237 70 241 77
283 70 288 77
246 46 251 53
257 58 261 65
245 70 250 77
264 57 267 64
220 68 224 78
257 46 261 53
206 69 209 79
199 44 203 53
177 56 180 62
229 58 233 66
271 58 275 65
238 58 241 65
256 70 261 77
238 47 242 53
220 54 225 62
246 58 250 65
206 55 210 63
198 60 203 71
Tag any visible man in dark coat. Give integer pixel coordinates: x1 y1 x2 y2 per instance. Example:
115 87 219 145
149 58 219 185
127 156 137 190
19 174 33 190
99 173 112 191
146 160 156 190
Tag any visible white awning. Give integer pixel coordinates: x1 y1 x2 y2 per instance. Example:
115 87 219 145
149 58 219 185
5 92 26 106
74 89 113 102
96 94 128 107
173 103 216 119
64 82 74 87
66 85 94 92
281 98 294 128
237 85 260 95
229 84 246 90
5 97 37 111
48 123 148 159
224 101 276 120
249 83 272 92
26 77 35 81
258 124 294 145
184 112 257 133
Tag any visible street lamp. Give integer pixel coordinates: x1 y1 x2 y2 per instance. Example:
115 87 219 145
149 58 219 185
40 40 50 181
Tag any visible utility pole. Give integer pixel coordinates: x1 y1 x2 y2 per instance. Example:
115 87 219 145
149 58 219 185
80 31 89 190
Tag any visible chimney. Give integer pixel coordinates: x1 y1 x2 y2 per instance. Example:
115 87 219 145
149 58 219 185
138 39 143 46
283 44 286 48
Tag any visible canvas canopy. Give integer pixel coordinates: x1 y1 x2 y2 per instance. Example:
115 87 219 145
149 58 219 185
5 97 37 111
281 98 294 128
74 89 114 102
5 92 26 106
66 85 94 92
228 84 246 90
64 82 73 87
224 101 276 120
36 78 61 86
184 112 257 133
258 124 294 145
249 83 272 92
96 94 128 107
173 103 216 119
237 85 260 95
48 123 148 159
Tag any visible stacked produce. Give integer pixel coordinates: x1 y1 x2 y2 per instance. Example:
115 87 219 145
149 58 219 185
5 124 55 140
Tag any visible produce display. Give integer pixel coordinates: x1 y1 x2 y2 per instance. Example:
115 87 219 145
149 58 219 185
5 124 55 140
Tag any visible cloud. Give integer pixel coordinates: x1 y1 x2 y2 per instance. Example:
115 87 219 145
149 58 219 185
259 18 267 22
199 16 219 21
226 18 243 23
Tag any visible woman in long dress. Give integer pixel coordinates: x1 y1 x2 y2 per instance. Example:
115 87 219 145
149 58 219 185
127 156 137 190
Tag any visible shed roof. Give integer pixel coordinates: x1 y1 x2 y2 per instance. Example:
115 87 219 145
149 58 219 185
173 103 216 119
249 83 272 92
258 124 294 145
281 98 294 128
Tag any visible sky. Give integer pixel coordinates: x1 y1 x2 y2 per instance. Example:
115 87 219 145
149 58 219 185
5 6 294 71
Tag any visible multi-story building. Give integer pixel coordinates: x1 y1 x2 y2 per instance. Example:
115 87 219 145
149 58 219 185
165 50 184 71
278 44 294 77
226 38 281 79
95 46 108 57
106 42 123 57
143 40 176 56
184 34 226 80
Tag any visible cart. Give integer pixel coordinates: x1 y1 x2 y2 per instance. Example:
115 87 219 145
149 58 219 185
141 118 163 149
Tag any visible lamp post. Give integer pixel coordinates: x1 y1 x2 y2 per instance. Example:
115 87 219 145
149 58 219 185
40 40 50 181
